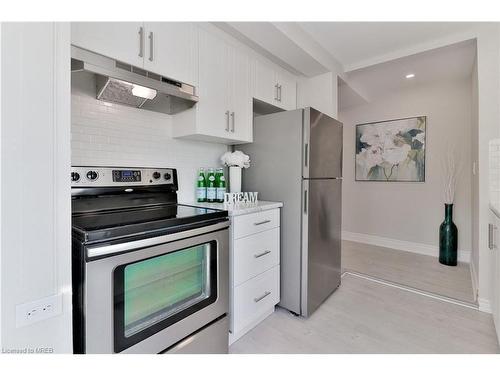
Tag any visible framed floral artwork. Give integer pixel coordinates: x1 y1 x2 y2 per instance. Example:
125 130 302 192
355 116 426 182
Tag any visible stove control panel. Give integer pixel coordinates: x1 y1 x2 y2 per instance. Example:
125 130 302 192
112 169 141 182
71 166 176 188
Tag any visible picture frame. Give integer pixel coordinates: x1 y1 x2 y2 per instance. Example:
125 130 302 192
355 116 427 182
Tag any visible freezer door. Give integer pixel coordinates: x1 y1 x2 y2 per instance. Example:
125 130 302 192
301 178 342 317
303 107 343 179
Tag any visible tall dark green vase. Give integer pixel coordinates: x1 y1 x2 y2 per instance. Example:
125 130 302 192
439 203 458 266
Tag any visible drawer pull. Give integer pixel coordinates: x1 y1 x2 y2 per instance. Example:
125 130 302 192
254 291 271 303
254 220 271 226
254 250 271 258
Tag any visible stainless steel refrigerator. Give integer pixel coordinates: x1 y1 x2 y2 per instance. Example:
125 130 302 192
240 107 342 317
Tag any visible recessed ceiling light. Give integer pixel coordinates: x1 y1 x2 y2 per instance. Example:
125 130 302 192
406 74 415 79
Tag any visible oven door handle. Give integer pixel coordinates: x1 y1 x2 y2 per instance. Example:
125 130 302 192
86 220 230 260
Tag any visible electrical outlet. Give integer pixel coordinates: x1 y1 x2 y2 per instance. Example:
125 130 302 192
16 294 62 328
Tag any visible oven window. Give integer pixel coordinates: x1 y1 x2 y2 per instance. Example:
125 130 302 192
113 241 217 352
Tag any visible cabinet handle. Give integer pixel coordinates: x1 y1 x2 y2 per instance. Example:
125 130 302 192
231 112 235 133
254 291 271 303
489 223 497 250
148 31 154 61
138 27 144 58
225 111 230 132
254 250 271 258
274 83 279 101
254 219 271 226
278 84 282 102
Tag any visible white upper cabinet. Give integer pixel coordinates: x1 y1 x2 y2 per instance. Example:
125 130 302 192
275 67 297 110
172 27 252 144
252 57 297 111
253 58 277 105
71 22 198 86
227 44 252 143
195 28 230 140
71 22 144 68
143 22 199 85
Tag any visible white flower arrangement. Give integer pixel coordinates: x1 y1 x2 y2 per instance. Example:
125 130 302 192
220 151 250 169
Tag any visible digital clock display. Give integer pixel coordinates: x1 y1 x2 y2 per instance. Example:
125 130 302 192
112 170 141 182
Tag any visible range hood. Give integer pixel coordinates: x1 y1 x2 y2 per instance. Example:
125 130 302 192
71 46 198 115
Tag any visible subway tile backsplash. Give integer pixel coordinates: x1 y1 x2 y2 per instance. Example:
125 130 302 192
71 74 228 202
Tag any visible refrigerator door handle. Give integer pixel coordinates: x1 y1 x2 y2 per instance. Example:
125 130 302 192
304 143 308 167
304 189 308 214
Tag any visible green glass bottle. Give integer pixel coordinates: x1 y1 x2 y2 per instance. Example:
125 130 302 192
196 168 207 203
206 168 217 203
439 203 458 266
215 168 226 203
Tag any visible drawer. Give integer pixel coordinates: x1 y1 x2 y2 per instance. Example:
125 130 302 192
233 208 280 239
233 266 279 334
233 227 279 286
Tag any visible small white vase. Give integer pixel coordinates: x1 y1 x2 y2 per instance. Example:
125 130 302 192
229 166 242 193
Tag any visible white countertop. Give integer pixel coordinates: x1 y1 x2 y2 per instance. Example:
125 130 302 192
181 200 283 217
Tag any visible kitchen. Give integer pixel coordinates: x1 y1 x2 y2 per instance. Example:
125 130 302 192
2 3 500 370
69 22 342 352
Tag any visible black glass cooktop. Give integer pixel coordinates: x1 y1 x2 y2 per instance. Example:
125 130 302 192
72 204 228 243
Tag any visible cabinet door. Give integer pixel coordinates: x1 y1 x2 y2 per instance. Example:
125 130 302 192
71 22 144 68
197 28 230 139
143 22 198 85
276 68 297 110
228 46 253 143
493 214 500 340
252 58 277 105
496 220 500 340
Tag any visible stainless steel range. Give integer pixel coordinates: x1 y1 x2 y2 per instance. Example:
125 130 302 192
71 166 229 354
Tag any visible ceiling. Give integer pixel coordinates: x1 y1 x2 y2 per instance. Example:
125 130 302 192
215 22 478 111
338 39 477 110
215 22 335 76
297 22 478 71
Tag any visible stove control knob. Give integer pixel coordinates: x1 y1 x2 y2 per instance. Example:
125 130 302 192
152 172 161 180
71 172 80 182
86 171 98 181
164 172 171 180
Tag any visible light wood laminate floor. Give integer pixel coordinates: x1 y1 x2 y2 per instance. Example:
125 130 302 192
229 274 499 354
342 240 475 303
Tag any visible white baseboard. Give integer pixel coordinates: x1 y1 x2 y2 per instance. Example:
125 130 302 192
342 230 471 263
470 261 479 301
478 298 492 313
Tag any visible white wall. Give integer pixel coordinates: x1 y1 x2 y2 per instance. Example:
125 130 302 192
71 73 228 203
297 71 339 118
0 22 3 350
340 78 473 261
1 23 72 353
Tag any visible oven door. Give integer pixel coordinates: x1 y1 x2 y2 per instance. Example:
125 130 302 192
83 221 229 353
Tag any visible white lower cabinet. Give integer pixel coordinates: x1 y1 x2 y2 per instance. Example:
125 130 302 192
233 266 280 337
229 208 281 344
489 210 500 341
233 228 280 286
